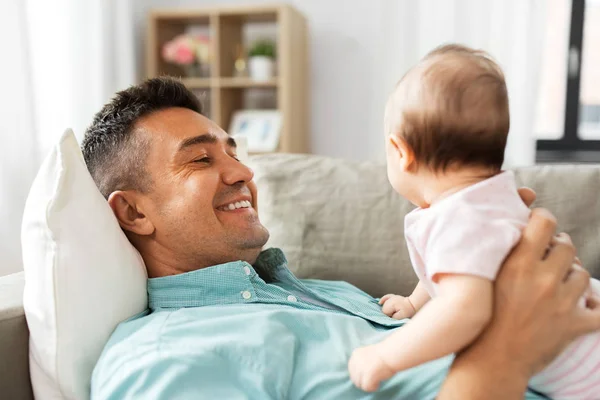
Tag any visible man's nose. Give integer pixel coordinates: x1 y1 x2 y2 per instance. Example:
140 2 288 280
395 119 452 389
222 157 254 185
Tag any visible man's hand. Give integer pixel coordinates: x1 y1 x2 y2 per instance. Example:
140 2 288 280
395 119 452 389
379 294 416 320
348 345 395 392
439 207 600 399
483 208 600 375
517 187 536 207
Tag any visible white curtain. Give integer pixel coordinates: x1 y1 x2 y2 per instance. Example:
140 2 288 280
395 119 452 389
0 0 135 276
375 0 547 167
26 0 136 154
0 1 39 277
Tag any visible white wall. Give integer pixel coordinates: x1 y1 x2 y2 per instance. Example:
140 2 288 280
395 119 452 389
133 0 542 165
133 0 390 161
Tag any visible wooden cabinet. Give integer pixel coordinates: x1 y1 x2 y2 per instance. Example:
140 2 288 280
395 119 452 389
147 4 309 153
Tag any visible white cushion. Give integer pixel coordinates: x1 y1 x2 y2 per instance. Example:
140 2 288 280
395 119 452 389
21 129 148 399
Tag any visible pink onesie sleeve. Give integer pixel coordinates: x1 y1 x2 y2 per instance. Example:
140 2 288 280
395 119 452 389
423 207 525 282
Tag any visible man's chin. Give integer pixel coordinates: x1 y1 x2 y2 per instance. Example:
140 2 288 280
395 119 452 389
236 229 270 265
241 226 270 250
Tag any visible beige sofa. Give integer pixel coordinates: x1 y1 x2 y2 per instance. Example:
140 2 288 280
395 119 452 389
2 155 600 399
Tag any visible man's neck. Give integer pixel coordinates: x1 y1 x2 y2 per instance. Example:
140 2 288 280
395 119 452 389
134 239 262 278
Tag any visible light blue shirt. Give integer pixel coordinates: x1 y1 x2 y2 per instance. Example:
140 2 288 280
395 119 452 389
91 248 546 399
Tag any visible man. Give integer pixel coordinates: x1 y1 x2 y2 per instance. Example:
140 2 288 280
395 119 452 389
85 78 600 399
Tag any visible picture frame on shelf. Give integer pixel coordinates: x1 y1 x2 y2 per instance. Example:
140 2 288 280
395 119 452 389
229 110 282 153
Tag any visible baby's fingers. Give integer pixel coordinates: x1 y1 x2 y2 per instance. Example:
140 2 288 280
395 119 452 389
382 299 401 316
379 294 395 305
392 310 409 320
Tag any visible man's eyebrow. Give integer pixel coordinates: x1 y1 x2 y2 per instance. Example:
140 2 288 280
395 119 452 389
178 134 237 151
178 133 217 151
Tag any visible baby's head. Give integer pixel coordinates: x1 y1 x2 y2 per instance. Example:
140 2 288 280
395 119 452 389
384 44 509 206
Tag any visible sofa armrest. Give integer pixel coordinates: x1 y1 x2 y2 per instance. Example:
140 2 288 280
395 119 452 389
0 272 33 399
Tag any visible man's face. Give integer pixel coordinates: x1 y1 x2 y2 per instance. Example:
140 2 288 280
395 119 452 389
133 107 269 271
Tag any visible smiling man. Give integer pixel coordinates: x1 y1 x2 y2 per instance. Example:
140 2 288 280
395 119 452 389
84 78 598 399
84 95 269 278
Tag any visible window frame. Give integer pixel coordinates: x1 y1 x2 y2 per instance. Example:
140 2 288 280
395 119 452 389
536 0 600 161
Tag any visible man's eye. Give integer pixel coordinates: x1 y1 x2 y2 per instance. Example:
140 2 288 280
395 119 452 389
193 157 211 164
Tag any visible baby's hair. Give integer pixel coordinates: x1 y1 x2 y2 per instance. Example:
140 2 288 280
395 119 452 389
385 43 509 171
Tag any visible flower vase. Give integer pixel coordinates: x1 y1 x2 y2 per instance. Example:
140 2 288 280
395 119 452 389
249 56 275 81
184 63 202 78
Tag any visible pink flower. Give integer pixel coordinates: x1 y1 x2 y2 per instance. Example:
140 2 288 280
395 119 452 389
162 42 176 62
174 46 195 65
162 34 211 65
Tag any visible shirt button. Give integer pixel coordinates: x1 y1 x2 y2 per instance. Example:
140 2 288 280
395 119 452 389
287 295 298 302
243 266 251 276
242 291 252 300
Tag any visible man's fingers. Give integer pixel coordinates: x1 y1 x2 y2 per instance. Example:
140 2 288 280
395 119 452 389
517 208 557 264
572 295 600 335
563 263 587 282
545 233 577 279
562 266 591 307
551 232 574 248
517 187 537 207
379 294 393 305
585 294 600 310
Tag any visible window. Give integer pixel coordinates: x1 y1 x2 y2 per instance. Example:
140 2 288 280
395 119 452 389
536 0 600 162
579 0 600 139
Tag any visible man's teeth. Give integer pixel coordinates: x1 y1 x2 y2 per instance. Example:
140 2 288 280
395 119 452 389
223 200 252 210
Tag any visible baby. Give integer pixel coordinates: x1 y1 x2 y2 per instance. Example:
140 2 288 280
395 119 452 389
348 44 600 399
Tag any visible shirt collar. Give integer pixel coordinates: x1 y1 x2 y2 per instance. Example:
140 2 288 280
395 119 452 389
147 248 290 310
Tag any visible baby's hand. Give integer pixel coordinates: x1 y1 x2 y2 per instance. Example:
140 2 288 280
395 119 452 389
348 345 395 392
379 294 416 319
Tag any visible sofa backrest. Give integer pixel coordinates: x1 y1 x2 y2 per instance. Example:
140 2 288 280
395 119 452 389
253 155 600 297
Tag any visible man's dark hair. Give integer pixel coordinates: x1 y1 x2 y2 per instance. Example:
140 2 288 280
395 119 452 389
81 77 203 198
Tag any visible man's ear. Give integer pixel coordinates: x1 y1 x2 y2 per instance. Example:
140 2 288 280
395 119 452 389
388 134 416 172
108 191 155 236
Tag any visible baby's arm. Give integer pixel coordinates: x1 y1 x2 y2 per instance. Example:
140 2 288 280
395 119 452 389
349 274 493 391
409 281 431 310
380 281 431 319
378 274 493 371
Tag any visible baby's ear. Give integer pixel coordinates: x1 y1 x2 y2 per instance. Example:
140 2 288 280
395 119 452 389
388 134 416 172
